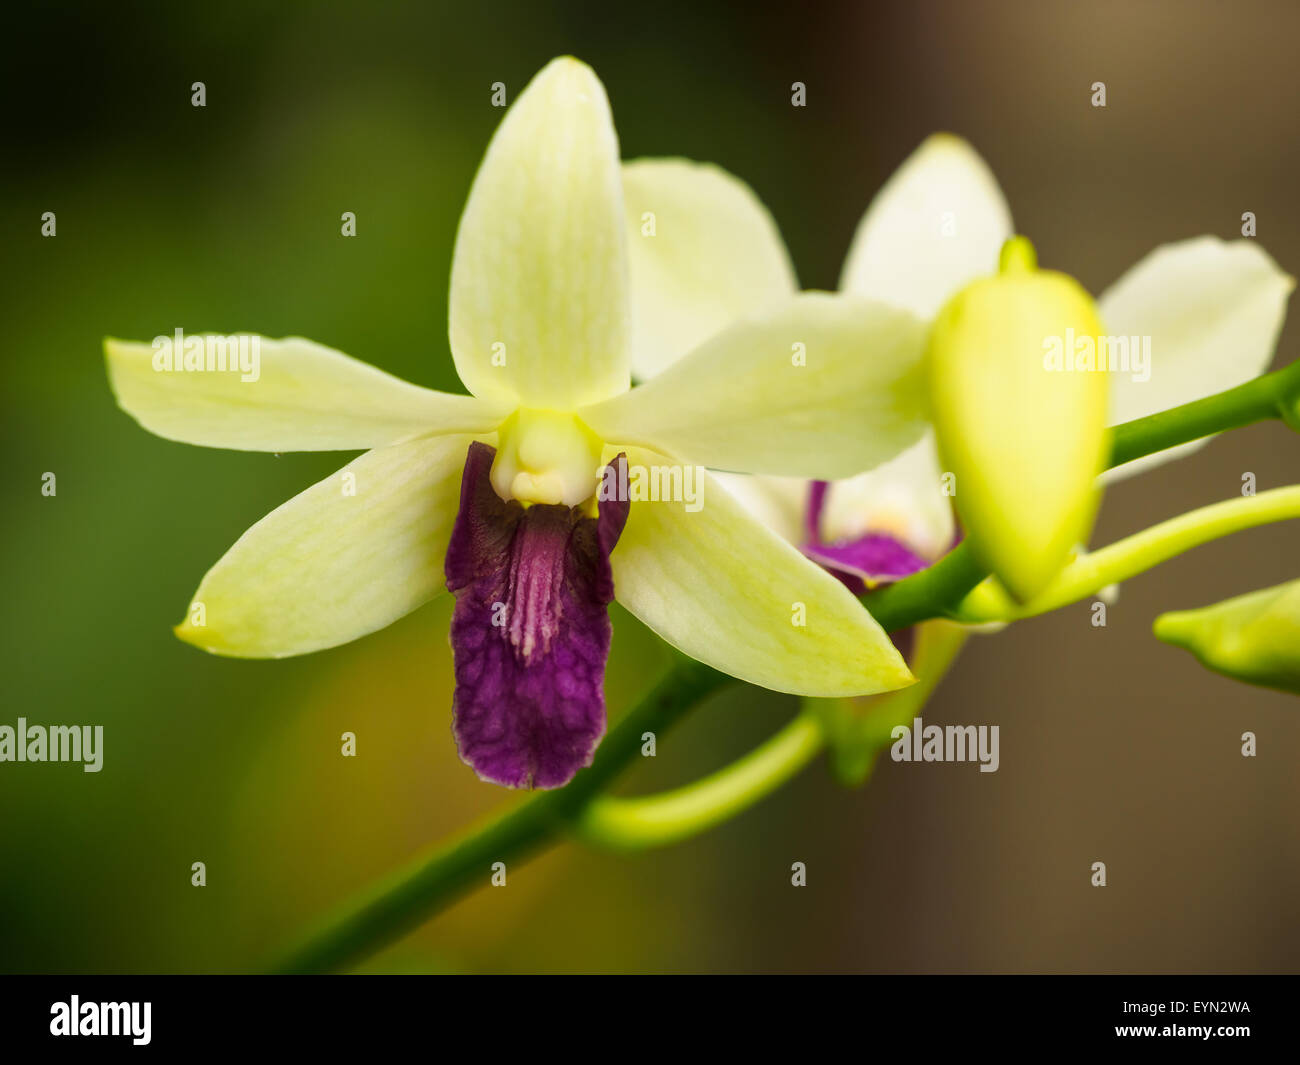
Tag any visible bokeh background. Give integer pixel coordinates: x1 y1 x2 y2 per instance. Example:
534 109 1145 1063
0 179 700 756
3 0 1298 973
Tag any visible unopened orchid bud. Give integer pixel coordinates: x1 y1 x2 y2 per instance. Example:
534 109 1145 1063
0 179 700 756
1155 579 1300 695
926 236 1110 602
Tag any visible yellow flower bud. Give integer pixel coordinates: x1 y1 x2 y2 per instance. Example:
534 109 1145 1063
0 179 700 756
1154 579 1300 695
926 236 1110 602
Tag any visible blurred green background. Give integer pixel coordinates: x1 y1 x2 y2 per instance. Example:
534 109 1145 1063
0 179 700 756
3 0 1298 972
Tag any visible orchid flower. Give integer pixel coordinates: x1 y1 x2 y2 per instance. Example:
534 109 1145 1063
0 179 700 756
621 135 1293 590
103 57 938 790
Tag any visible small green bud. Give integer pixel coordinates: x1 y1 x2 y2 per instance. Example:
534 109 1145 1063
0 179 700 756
927 235 1110 602
1154 579 1300 695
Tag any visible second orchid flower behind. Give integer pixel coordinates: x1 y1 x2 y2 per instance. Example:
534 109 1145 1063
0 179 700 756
624 136 1291 596
105 58 942 790
621 131 1293 773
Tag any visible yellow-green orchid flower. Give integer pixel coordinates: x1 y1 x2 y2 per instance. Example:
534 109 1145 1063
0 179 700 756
104 57 929 789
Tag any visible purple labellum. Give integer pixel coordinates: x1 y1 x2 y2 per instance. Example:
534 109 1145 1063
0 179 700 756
803 534 930 592
802 480 930 594
445 442 629 789
802 479 936 665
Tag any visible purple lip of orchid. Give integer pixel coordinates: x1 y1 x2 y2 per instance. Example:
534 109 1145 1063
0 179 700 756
798 478 966 667
445 442 630 790
799 480 931 597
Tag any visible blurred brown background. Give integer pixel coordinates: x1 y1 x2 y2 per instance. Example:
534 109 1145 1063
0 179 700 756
2 0 1296 972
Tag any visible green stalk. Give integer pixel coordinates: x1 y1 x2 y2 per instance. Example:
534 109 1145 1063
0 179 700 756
1108 357 1300 468
577 712 826 850
952 486 1300 624
273 655 728 973
859 539 984 631
578 620 972 848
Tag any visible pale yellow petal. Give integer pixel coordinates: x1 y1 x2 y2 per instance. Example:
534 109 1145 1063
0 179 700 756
448 57 629 407
709 471 810 546
819 431 955 561
175 434 476 657
581 294 929 479
1100 237 1294 480
106 335 503 451
610 452 914 697
622 157 797 379
840 133 1011 317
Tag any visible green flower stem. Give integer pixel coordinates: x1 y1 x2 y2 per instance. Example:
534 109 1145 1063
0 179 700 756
1108 357 1300 468
577 713 826 850
272 654 729 973
859 539 985 631
273 359 1297 973
951 485 1300 624
577 621 974 851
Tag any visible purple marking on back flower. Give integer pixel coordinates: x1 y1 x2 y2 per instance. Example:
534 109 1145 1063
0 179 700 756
804 534 929 588
801 479 928 595
445 442 629 789
805 480 829 542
